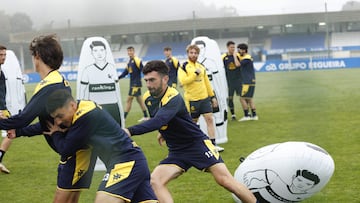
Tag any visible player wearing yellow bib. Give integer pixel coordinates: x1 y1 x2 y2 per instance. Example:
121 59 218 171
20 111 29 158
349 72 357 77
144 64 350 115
178 44 224 152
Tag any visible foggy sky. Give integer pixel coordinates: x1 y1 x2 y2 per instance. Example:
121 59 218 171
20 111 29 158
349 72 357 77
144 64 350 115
2 0 355 29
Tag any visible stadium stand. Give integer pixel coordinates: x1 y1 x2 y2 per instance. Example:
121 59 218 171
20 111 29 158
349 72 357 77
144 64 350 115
8 10 360 71
113 43 144 60
270 33 326 51
143 42 188 61
331 31 360 48
143 38 249 61
110 43 121 51
264 33 327 61
215 38 249 53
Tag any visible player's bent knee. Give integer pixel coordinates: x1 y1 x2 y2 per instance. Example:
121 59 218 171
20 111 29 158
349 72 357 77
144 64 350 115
95 192 126 203
203 114 213 122
53 190 81 203
150 173 166 187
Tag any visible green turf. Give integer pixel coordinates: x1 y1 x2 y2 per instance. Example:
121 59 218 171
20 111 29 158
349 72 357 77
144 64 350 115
1 68 359 202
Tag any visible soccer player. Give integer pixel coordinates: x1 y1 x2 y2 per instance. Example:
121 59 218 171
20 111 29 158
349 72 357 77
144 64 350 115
237 43 258 121
178 44 224 152
45 89 158 203
124 60 257 203
163 46 180 88
222 41 242 121
0 45 11 173
2 35 96 203
118 46 149 122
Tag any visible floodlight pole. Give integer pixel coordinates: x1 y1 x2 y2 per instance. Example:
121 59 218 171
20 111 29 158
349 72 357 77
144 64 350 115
192 11 197 38
325 2 330 58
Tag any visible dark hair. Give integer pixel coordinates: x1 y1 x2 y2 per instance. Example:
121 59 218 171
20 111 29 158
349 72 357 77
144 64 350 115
29 34 63 70
46 89 74 114
163 46 172 51
194 40 206 47
0 45 6 50
226 41 235 47
90 41 106 49
237 43 248 51
295 169 320 185
143 60 169 76
127 46 134 50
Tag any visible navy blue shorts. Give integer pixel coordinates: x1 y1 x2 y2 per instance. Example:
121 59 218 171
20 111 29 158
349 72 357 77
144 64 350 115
128 86 142 96
241 84 255 98
189 98 212 119
98 158 157 202
57 147 97 190
228 82 242 97
160 139 224 172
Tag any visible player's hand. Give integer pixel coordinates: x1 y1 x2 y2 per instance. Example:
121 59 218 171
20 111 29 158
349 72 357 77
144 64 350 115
0 111 8 119
6 129 16 139
195 68 201 75
44 121 67 136
211 97 218 108
157 133 165 146
123 128 131 137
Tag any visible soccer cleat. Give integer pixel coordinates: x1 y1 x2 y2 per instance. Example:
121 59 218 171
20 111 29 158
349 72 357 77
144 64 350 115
137 117 150 122
0 162 10 174
238 116 251 122
252 115 259 121
231 115 237 121
215 145 225 152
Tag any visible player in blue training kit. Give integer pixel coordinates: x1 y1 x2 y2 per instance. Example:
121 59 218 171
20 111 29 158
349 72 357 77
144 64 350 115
0 45 12 174
222 41 242 121
45 89 157 203
163 46 180 88
124 60 257 203
237 43 258 122
118 46 149 121
2 35 96 203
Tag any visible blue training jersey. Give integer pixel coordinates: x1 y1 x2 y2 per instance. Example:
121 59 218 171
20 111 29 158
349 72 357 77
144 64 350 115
0 70 71 152
51 100 144 165
240 54 256 84
165 56 180 85
222 53 242 82
128 87 208 151
119 56 143 87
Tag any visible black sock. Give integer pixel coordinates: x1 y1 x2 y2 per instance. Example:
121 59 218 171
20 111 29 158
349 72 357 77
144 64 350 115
143 110 148 118
251 109 257 116
211 138 216 146
244 109 250 117
0 150 5 162
228 99 234 115
124 112 128 119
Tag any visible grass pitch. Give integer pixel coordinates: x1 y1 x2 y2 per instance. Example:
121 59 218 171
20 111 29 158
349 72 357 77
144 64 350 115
1 68 359 202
